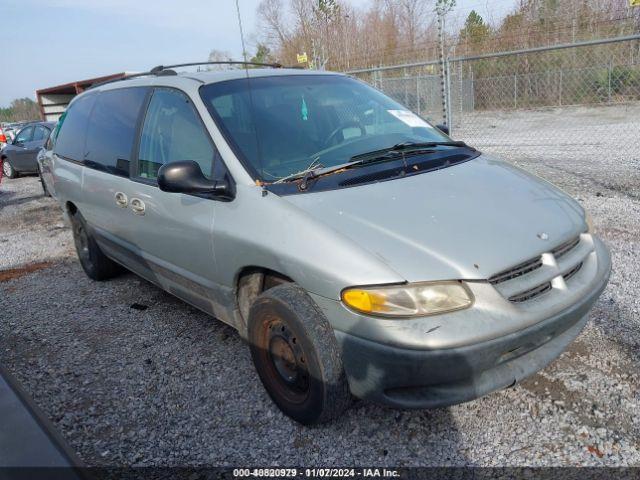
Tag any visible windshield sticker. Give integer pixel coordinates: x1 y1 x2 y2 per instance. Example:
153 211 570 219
387 110 433 129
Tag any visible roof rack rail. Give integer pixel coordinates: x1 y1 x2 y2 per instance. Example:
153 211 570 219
87 71 155 90
150 61 284 73
87 60 301 91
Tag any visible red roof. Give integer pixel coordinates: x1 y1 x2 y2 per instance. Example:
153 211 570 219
36 73 128 95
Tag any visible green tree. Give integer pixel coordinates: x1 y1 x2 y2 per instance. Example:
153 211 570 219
314 0 340 21
0 98 40 122
459 10 490 48
250 43 274 64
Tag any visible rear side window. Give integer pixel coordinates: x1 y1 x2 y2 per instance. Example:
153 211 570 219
33 125 50 141
46 118 63 150
84 87 148 176
137 88 214 180
54 94 96 161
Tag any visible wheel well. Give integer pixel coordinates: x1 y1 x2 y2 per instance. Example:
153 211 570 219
236 267 293 324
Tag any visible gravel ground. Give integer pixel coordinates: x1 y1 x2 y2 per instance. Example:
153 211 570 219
1 107 639 467
458 104 640 199
0 176 74 270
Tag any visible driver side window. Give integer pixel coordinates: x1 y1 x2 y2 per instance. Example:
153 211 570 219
137 88 214 180
15 126 34 144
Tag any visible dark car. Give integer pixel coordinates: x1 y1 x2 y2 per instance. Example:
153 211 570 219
0 365 85 473
1 121 56 178
36 120 61 197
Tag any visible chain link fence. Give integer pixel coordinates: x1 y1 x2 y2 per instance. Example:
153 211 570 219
347 35 640 165
349 62 446 126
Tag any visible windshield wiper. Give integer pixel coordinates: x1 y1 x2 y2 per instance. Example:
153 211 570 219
270 141 472 188
273 158 324 185
350 140 470 162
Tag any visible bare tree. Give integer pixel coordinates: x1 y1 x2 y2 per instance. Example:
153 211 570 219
257 0 290 47
207 49 234 70
254 0 639 71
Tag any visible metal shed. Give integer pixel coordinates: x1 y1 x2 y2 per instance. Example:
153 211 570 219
36 72 128 121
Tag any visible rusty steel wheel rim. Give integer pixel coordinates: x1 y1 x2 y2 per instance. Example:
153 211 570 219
261 316 310 405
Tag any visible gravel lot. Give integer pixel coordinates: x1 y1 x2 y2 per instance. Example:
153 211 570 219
459 104 640 199
1 108 639 467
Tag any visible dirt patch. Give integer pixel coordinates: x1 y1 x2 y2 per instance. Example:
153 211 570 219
563 339 592 360
520 372 575 404
0 261 54 282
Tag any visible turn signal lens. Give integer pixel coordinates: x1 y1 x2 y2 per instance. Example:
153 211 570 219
342 289 389 313
341 282 473 317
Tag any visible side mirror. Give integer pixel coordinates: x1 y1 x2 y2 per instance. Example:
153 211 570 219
157 160 232 199
436 124 449 136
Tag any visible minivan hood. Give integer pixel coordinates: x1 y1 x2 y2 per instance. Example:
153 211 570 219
283 155 586 282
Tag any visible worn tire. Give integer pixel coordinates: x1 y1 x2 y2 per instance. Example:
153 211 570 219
2 159 18 179
248 283 351 425
70 210 122 281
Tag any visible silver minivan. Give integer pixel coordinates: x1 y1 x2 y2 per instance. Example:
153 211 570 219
48 65 611 424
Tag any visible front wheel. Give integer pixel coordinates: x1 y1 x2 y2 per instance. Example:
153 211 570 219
2 159 18 179
248 283 351 425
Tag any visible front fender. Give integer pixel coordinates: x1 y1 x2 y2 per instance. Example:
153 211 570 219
212 184 405 300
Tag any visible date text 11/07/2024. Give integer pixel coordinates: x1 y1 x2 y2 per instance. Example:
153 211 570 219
232 468 401 477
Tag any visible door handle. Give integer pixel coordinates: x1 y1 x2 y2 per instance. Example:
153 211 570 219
130 198 146 215
114 192 128 208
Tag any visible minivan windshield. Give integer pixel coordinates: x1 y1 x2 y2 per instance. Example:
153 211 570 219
200 75 451 183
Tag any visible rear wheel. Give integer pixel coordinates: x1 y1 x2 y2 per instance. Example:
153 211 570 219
69 210 122 280
248 283 351 425
2 159 18 179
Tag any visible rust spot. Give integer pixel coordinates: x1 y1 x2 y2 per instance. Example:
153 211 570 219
587 445 604 458
0 262 53 282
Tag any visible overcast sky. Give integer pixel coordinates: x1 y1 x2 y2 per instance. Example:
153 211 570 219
0 0 516 107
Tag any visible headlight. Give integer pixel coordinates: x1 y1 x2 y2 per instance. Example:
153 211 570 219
341 281 473 317
585 211 594 233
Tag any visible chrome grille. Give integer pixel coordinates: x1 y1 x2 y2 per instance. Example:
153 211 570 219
490 235 590 304
489 256 543 285
562 262 583 282
508 282 552 303
552 236 580 259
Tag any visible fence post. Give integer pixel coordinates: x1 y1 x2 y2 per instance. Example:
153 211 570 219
471 69 475 111
608 59 612 103
416 69 421 114
458 60 463 120
404 67 408 106
446 58 452 134
559 70 563 106
514 73 517 108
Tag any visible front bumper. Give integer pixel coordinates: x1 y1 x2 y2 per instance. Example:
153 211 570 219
312 236 611 409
